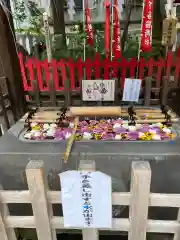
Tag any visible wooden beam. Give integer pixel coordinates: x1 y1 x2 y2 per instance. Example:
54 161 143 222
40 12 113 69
26 160 57 240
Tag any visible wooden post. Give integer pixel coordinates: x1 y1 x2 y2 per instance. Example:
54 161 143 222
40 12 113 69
128 161 151 240
0 4 26 118
78 159 99 240
0 185 17 240
26 160 57 240
161 76 169 106
0 84 10 130
144 77 152 106
48 80 56 106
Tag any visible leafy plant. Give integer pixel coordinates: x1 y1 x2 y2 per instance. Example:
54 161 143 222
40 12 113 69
14 0 43 35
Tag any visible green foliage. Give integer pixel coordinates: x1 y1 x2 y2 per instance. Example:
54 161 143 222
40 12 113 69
14 0 43 35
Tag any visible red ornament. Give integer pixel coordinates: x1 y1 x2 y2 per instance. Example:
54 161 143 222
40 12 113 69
112 0 121 59
104 0 111 58
140 0 153 52
85 1 94 46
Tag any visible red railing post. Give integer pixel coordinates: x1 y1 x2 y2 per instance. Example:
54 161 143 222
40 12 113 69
111 58 119 79
166 51 173 80
18 52 29 91
50 59 59 90
129 58 137 78
57 59 66 90
76 57 83 89
41 59 50 91
119 58 128 87
138 57 147 80
84 58 92 80
173 57 180 85
35 59 44 91
93 53 101 79
102 57 111 79
67 58 75 90
25 57 34 91
156 57 164 87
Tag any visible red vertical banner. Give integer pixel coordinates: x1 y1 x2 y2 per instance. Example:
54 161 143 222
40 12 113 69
104 1 111 58
140 0 153 52
112 0 121 59
85 0 94 46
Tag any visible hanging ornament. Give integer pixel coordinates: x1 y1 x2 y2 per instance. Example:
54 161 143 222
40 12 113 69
112 0 121 59
104 0 110 58
67 0 76 21
85 0 94 46
140 0 153 52
117 0 124 19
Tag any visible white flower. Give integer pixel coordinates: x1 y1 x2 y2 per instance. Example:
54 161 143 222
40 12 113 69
43 124 50 130
30 122 38 127
113 123 121 129
31 130 38 134
135 124 142 129
138 132 145 138
69 122 74 128
50 123 57 128
65 132 72 139
114 134 122 140
128 126 136 132
46 130 54 137
149 129 156 134
162 128 171 134
34 131 41 137
152 134 161 140
152 123 163 128
83 132 92 140
24 132 32 139
122 124 128 129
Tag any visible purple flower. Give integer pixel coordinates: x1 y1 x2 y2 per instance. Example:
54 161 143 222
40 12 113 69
127 132 139 140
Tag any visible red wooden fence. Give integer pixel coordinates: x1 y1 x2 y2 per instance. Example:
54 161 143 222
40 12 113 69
18 51 180 92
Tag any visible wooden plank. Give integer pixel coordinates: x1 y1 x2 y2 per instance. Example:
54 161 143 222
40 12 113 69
20 117 179 124
0 213 9 240
2 191 180 208
128 162 151 240
0 185 17 240
79 159 99 240
26 160 57 240
20 111 177 121
63 116 79 163
4 216 180 233
173 204 180 240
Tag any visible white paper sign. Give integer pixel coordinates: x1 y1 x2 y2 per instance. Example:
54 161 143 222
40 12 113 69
122 78 141 102
59 171 112 228
82 80 115 101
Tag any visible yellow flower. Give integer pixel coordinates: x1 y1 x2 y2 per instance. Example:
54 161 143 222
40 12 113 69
75 134 82 140
32 126 41 130
94 134 102 140
170 133 176 140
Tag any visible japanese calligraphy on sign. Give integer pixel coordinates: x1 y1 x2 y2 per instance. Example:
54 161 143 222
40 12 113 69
122 78 141 102
82 80 115 101
85 7 94 46
59 170 112 228
162 17 177 46
140 0 153 52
